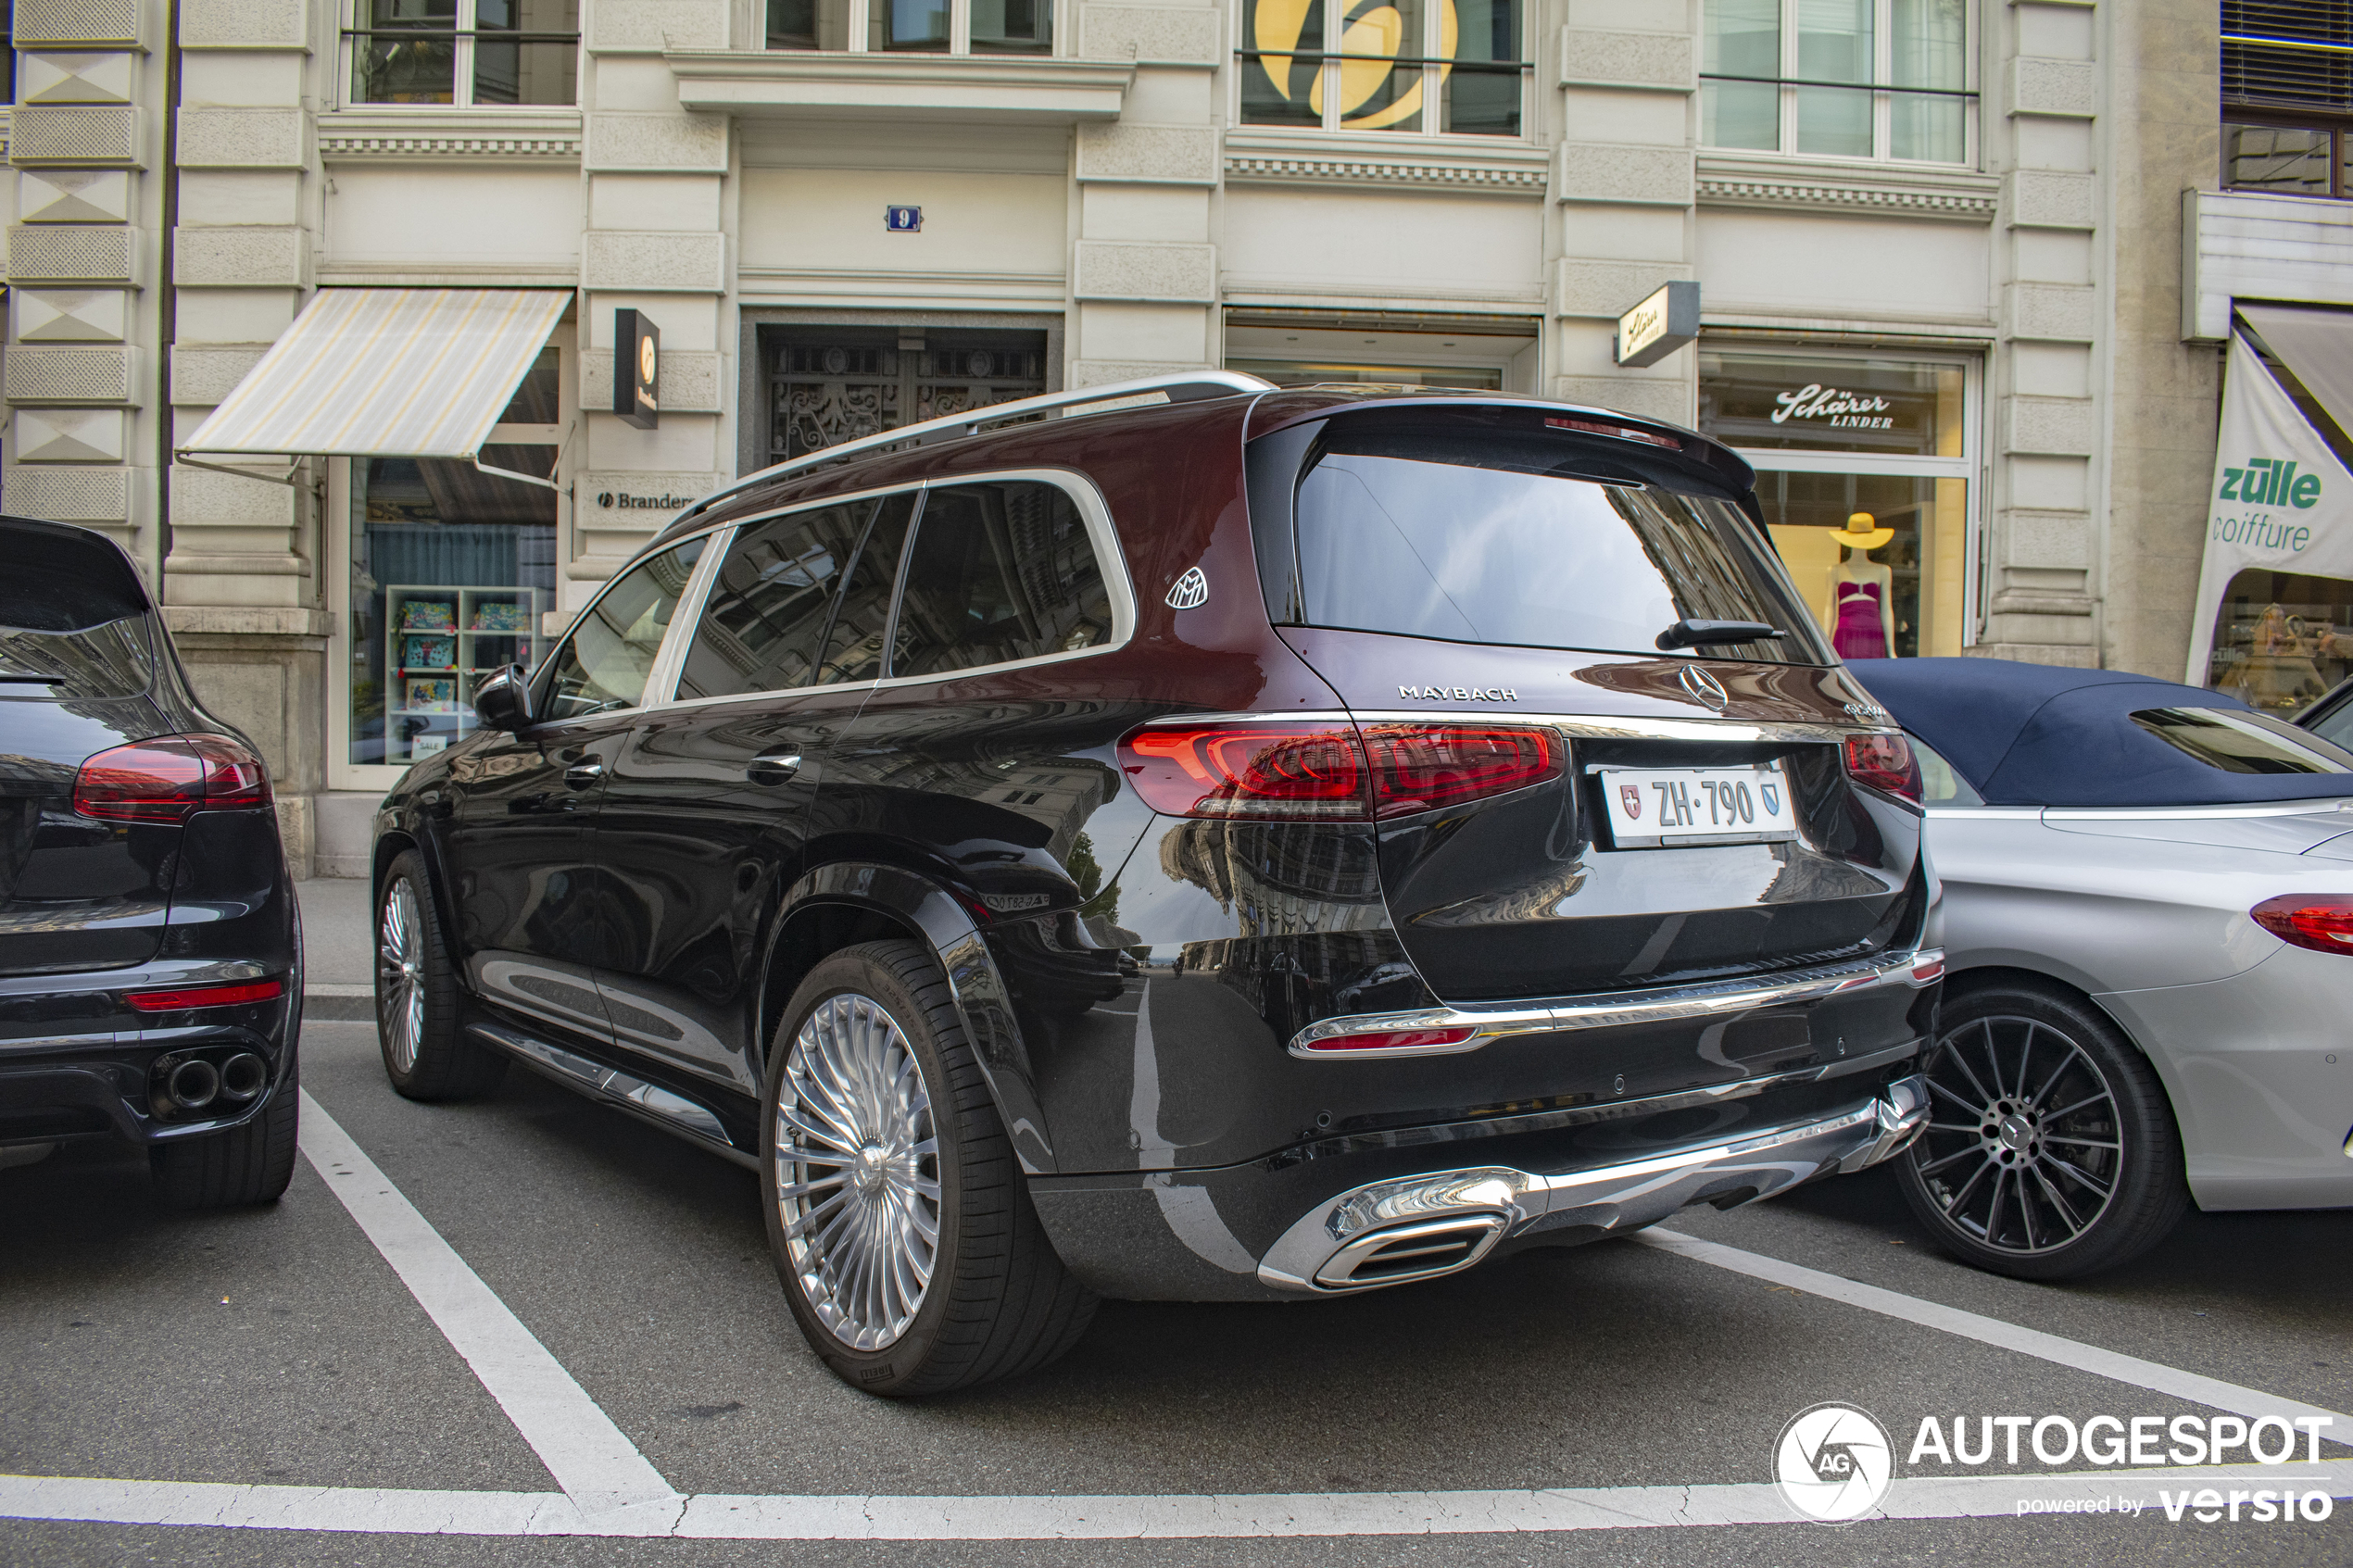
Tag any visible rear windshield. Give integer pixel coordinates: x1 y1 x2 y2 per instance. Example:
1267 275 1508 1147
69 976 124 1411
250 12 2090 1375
2132 707 2353 774
1277 428 1828 665
0 522 155 699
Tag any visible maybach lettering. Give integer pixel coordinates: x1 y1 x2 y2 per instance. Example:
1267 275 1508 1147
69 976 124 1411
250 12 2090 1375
1772 383 1895 430
1399 684 1518 702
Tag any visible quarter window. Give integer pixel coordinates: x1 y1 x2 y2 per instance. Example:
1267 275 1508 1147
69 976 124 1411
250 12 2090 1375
1701 0 1972 164
1239 0 1527 136
540 539 705 721
889 482 1113 679
679 498 872 701
346 0 579 106
2130 707 2353 774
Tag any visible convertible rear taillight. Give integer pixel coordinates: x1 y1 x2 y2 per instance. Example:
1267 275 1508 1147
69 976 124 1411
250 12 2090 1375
1119 724 1562 822
2250 895 2353 954
73 734 272 823
1842 733 1921 802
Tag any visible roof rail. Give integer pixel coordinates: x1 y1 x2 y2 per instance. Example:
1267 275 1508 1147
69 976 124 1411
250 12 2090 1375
666 370 1277 532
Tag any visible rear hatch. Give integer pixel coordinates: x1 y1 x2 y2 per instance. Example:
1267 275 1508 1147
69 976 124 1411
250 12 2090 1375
1249 405 1924 1002
0 521 179 975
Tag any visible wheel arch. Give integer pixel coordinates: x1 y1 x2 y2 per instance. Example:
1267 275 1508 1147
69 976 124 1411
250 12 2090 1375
1937 962 2191 1141
759 860 1051 1173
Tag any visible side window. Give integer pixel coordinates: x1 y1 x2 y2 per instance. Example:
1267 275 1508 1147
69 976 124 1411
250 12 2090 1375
677 498 875 701
538 537 705 721
812 491 917 685
890 480 1112 680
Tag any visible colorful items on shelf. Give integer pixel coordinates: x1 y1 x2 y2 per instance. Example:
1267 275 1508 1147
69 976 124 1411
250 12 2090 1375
471 601 530 632
398 600 458 633
401 635 455 670
403 677 458 712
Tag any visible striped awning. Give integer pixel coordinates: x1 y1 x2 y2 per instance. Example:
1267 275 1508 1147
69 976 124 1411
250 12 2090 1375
180 288 570 458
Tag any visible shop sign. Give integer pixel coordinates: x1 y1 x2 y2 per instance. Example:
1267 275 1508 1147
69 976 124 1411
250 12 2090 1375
1616 282 1699 369
614 308 660 431
2186 332 2353 681
1699 353 1951 457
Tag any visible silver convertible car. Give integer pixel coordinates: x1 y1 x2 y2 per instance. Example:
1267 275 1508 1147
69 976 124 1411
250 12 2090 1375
1846 659 2353 1279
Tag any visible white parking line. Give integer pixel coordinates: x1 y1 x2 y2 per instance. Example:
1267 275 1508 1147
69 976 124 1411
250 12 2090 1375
295 1090 683 1527
1636 1229 2353 1436
3 1461 2347 1539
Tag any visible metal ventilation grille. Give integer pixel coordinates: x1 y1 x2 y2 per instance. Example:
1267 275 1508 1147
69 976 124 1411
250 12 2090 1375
2225 0 2353 110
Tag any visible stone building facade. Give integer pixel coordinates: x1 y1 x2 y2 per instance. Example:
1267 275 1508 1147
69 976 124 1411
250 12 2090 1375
0 0 2311 874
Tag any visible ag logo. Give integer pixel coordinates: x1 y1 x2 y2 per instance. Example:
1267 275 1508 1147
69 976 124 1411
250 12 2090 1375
1165 566 1210 610
1774 1402 1894 1524
1618 784 1642 819
1250 0 1454 129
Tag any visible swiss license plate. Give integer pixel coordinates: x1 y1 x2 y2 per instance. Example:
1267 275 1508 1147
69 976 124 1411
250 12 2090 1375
1598 764 1797 848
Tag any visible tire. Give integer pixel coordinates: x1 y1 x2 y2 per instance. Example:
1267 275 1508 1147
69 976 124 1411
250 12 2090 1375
375 849 507 1101
151 1045 299 1209
1893 983 2187 1280
761 939 1096 1396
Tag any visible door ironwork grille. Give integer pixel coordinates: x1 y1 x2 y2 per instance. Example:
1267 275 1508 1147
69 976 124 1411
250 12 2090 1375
766 327 1050 463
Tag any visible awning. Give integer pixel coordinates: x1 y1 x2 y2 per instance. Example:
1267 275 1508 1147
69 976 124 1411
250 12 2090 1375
179 288 570 467
2236 303 2353 440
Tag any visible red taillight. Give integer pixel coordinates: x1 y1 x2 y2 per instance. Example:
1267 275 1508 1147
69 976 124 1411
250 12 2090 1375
1842 733 1921 802
1298 1026 1478 1055
126 978 283 1012
1119 724 1561 822
1545 416 1681 449
2250 895 2353 955
73 734 272 823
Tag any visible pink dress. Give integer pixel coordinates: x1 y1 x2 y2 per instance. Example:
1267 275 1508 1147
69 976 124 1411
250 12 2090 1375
1832 580 1888 659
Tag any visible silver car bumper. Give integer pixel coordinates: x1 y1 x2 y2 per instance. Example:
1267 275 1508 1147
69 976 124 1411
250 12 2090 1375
1257 1074 1929 1293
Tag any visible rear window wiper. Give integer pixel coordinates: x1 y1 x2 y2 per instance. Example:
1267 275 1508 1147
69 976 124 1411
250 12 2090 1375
1655 619 1787 651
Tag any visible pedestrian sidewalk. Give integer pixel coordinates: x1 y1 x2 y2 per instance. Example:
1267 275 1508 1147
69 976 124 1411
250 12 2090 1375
297 878 375 1021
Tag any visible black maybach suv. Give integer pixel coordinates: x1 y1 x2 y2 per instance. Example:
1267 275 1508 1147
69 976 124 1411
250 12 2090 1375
372 372 1941 1395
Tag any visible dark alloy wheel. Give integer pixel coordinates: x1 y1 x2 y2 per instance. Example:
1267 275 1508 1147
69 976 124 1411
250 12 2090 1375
761 940 1096 1396
1893 984 2186 1280
374 850 507 1101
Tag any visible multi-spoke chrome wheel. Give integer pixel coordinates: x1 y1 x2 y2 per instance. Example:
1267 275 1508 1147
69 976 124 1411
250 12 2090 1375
1907 1013 2121 1255
774 991 942 1351
378 877 425 1074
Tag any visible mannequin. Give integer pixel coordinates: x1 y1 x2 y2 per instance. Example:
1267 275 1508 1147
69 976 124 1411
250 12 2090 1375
1823 512 1896 660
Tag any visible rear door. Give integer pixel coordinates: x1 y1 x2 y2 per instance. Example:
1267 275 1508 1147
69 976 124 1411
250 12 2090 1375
1254 411 1924 1004
589 492 913 1091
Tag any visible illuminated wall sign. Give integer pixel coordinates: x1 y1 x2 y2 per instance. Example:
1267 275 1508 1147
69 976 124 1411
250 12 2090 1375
1615 281 1699 369
613 307 660 431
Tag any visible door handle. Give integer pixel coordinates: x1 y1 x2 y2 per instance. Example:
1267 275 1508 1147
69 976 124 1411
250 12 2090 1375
747 752 803 786
563 759 606 789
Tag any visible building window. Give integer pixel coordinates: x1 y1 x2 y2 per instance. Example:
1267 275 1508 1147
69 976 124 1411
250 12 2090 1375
765 0 1049 53
1699 349 1975 659
2 0 15 104
1701 0 1971 164
346 0 579 107
2221 1 2353 195
762 326 1049 463
1238 0 1527 136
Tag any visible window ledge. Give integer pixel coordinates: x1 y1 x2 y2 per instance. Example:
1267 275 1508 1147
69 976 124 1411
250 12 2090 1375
664 50 1134 121
1226 128 1549 193
318 107 585 162
1697 151 1997 220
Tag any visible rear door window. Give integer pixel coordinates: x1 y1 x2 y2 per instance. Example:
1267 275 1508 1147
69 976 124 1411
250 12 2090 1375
677 496 885 700
1280 428 1825 664
539 537 706 721
814 492 917 685
889 480 1114 679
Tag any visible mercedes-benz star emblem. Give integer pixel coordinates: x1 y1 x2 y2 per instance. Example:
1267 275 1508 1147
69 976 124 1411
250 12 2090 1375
1680 664 1730 710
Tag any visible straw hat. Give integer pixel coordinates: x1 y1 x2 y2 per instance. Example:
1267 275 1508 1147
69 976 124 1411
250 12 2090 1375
1827 511 1894 551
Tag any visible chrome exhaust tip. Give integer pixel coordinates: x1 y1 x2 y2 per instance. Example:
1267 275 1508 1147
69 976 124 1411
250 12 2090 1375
166 1058 220 1111
1312 1213 1509 1289
217 1052 268 1104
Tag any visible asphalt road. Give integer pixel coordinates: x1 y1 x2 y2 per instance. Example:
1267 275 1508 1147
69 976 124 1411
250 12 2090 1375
3 888 2349 1566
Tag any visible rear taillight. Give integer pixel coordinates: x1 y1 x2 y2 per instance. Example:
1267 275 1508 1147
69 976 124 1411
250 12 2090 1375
2250 895 2353 955
1545 415 1681 449
1842 733 1921 802
1119 723 1562 822
73 734 272 823
1296 1026 1478 1056
126 979 283 1012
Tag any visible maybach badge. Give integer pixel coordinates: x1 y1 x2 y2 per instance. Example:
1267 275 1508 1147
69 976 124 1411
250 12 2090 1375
1165 567 1210 609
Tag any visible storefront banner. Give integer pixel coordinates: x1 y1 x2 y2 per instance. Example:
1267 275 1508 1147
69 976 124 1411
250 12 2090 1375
2185 333 2353 684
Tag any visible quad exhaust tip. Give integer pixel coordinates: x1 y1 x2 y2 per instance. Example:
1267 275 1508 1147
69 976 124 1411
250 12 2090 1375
217 1053 267 1104
165 1058 220 1111
149 1050 271 1118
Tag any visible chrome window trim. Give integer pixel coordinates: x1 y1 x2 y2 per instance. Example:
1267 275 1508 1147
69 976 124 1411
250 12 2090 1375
1137 709 1879 744
866 466 1140 691
519 523 732 735
2042 800 2353 822
1287 944 1943 1058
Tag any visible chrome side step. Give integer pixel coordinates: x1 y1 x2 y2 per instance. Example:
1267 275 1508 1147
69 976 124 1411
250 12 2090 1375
466 1022 755 1170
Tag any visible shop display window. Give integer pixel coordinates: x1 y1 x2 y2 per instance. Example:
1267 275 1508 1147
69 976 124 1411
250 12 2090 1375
1238 0 1527 136
2204 568 2353 714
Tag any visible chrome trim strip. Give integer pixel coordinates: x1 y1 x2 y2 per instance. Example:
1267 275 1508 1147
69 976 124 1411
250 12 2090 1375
1287 946 1943 1058
1257 1077 1926 1293
2043 800 2353 822
1135 710 1876 743
466 1022 754 1169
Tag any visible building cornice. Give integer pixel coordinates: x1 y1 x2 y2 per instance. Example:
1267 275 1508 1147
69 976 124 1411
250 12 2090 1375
1696 152 1999 220
316 108 585 163
664 51 1133 121
1224 130 1550 194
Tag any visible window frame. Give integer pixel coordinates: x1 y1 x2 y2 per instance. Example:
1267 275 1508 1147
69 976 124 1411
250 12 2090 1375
340 0 581 109
2221 109 2353 200
530 533 725 725
761 0 1069 55
1700 0 1978 167
1233 0 1532 140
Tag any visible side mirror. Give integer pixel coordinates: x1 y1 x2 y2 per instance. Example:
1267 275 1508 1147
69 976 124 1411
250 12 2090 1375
472 664 533 732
